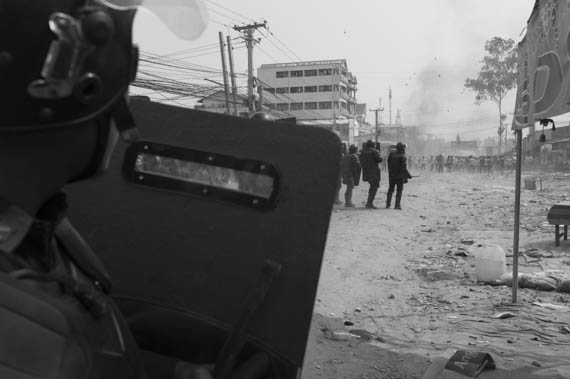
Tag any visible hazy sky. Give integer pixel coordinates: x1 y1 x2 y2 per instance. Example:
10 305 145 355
133 0 536 140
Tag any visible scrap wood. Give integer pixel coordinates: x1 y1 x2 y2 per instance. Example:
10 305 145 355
532 301 570 311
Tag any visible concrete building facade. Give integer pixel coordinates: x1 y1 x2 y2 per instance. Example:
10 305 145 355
257 59 358 121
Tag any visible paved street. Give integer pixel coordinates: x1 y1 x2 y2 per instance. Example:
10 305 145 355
303 169 570 379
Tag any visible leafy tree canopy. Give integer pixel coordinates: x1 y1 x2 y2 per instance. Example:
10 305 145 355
464 37 518 106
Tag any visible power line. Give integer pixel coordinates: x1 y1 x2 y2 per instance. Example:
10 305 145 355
205 0 256 24
266 30 302 61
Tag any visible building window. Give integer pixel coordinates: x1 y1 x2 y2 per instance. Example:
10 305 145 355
276 87 289 94
341 101 347 109
305 102 317 110
264 87 275 94
290 70 303 77
276 71 289 78
290 86 304 93
319 102 332 109
318 68 332 76
341 85 347 93
265 103 275 110
305 69 317 76
276 103 289 111
333 68 339 75
290 103 303 110
333 85 339 91
304 86 318 93
319 85 332 92
333 101 339 109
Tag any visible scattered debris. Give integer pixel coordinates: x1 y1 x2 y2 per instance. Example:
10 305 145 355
532 301 570 311
321 327 361 341
492 312 516 319
498 270 570 293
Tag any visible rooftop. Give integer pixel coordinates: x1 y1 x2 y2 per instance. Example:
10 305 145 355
259 59 348 69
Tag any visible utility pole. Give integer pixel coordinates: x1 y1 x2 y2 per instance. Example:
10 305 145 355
370 107 384 144
218 32 230 115
234 21 267 116
389 87 393 127
226 36 238 117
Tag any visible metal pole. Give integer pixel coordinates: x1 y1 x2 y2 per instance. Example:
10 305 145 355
375 110 379 144
218 32 231 115
246 29 255 116
227 36 238 117
512 129 523 303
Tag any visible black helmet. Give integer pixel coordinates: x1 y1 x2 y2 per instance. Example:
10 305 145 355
0 0 208 133
0 1 138 132
396 142 406 152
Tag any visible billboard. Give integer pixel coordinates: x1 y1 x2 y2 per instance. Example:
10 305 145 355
513 0 570 129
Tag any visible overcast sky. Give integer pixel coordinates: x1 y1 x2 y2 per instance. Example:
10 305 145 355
133 0 536 140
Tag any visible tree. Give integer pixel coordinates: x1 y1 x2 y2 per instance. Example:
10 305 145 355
464 37 518 154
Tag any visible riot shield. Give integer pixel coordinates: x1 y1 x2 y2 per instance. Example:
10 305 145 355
66 99 341 378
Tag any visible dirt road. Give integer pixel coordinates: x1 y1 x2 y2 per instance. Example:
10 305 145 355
302 169 570 379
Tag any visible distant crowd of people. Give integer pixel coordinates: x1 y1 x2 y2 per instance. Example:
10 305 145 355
406 154 516 175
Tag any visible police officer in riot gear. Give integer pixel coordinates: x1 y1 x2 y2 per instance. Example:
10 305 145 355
386 142 412 210
0 1 212 378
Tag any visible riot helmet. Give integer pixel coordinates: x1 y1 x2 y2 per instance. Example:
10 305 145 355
0 0 208 179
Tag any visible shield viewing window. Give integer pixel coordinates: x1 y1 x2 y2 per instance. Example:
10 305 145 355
123 141 280 211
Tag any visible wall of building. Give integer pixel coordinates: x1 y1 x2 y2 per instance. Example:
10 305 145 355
257 60 357 120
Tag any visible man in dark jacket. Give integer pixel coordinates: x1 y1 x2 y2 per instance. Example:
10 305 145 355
386 142 413 210
360 140 383 209
340 145 362 207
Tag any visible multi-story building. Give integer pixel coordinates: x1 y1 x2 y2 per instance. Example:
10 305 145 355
257 59 358 121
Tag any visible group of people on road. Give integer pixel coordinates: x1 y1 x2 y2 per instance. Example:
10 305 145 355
407 154 515 175
337 140 412 210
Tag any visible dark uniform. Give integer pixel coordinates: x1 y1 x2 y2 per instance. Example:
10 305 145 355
386 143 412 210
340 145 362 207
0 1 210 378
360 141 383 209
0 195 148 378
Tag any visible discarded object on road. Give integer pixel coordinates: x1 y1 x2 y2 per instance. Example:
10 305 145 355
321 327 361 341
493 312 516 319
475 245 506 283
499 270 570 293
445 350 496 378
532 301 570 311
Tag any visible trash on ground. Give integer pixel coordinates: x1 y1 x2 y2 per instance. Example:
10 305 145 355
493 312 516 319
498 270 570 293
532 301 570 311
445 350 496 378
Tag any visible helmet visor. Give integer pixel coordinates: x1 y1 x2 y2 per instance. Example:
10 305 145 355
98 0 209 40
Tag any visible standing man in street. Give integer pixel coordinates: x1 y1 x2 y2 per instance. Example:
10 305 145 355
386 142 413 210
360 140 383 209
340 145 362 207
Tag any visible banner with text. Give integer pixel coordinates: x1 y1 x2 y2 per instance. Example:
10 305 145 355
513 0 570 129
